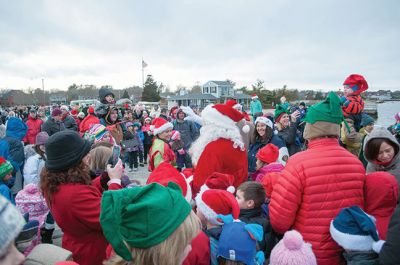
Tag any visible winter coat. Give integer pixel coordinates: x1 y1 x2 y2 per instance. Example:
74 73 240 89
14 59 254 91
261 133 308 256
250 99 262 116
182 231 211 265
99 87 115 104
248 135 285 173
193 138 248 195
63 115 78 131
48 182 121 265
252 162 284 182
24 116 43 144
148 138 176 171
173 118 199 150
239 207 273 257
269 137 365 265
343 251 379 265
364 126 400 188
204 227 222 265
122 131 143 152
79 114 100 134
379 203 400 265
41 117 65 136
141 124 153 145
358 128 369 168
277 122 302 156
23 154 45 187
106 123 123 145
0 181 14 204
341 116 363 156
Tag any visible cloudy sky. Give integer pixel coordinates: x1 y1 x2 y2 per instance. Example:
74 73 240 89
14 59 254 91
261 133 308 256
1 0 399 91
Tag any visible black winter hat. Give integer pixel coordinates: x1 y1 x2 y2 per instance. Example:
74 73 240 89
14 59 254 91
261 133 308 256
45 130 91 172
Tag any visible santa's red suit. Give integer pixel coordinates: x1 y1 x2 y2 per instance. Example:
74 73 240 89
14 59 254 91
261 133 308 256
190 103 248 195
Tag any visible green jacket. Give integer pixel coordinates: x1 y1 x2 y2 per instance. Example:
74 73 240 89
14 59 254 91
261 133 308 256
250 100 262 116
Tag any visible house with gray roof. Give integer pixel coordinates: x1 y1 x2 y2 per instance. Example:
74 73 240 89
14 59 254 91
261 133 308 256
166 80 251 110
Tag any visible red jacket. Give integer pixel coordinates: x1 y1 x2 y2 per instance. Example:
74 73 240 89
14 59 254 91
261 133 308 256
193 138 248 195
269 138 365 265
24 116 43 144
183 231 210 265
49 183 121 265
79 114 100 134
364 172 399 240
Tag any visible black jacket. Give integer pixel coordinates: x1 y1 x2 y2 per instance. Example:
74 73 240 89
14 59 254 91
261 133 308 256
239 207 275 257
41 118 65 136
379 203 400 264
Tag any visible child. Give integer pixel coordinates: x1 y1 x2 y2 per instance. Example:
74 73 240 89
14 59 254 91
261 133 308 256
251 143 283 182
122 122 143 172
236 181 274 258
217 214 265 265
364 172 398 240
141 117 153 164
195 189 240 265
85 124 116 146
0 157 15 203
100 182 201 265
15 183 49 254
330 206 382 264
170 130 190 171
270 230 317 265
340 74 368 155
0 195 26 264
23 132 49 186
133 122 145 167
99 87 115 105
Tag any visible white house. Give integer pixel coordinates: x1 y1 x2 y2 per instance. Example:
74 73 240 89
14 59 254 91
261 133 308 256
202 81 234 98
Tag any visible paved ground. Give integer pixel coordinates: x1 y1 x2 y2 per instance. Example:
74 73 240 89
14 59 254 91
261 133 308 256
53 164 151 246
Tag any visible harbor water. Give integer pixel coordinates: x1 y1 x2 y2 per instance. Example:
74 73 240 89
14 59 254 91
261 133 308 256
376 101 400 128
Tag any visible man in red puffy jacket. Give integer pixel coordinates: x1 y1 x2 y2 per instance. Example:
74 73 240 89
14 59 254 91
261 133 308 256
269 92 365 265
24 109 43 145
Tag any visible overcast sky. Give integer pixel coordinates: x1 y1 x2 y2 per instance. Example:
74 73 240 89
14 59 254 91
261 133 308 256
1 0 399 91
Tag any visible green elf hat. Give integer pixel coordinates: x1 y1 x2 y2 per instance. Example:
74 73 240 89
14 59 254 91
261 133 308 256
0 157 13 180
100 182 192 261
304 92 344 125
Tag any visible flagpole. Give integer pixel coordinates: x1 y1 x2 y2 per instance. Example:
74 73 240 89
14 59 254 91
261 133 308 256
142 57 144 88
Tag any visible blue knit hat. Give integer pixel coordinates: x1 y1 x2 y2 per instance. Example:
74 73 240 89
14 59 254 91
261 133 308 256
217 214 264 265
330 206 379 251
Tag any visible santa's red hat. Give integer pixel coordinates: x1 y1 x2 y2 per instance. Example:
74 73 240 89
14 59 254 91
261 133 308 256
343 74 369 95
201 103 244 129
150 117 173 135
226 99 242 110
195 189 240 225
199 172 236 194
251 93 258 100
146 162 193 202
256 143 279 164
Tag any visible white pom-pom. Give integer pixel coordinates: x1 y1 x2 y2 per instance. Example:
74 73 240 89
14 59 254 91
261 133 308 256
150 125 155 131
227 186 235 193
242 124 250 134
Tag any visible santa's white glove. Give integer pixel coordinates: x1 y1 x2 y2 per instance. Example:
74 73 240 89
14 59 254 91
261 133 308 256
181 106 202 126
372 240 385 253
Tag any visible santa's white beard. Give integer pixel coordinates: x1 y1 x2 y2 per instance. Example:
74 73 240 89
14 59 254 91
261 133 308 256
189 122 244 166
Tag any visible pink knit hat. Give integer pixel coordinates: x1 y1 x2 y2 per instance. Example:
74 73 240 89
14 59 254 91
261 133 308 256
15 184 49 227
270 230 317 265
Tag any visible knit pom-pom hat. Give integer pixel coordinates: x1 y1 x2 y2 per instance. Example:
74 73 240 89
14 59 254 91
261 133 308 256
15 184 49 227
270 230 317 265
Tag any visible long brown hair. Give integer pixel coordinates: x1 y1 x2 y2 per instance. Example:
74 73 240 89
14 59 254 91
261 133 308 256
40 161 91 202
250 123 273 145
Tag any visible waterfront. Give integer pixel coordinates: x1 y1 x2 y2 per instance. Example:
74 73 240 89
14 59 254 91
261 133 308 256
376 101 400 128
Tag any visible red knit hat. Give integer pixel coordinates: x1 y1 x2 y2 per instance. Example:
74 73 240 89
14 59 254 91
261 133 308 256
199 172 236 194
195 189 240 225
150 117 173 135
70 109 78 116
146 162 193 202
343 74 369 95
251 93 258 100
88 106 95 114
256 144 279 164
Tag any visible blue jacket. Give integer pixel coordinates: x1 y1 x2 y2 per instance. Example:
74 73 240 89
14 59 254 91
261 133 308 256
248 135 285 173
250 100 263 116
0 182 14 204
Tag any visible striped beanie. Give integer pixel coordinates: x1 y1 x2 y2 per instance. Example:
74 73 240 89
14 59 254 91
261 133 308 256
0 157 13 180
86 124 108 142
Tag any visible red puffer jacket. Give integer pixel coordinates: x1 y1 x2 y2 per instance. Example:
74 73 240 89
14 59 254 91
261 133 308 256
269 138 365 265
24 116 43 144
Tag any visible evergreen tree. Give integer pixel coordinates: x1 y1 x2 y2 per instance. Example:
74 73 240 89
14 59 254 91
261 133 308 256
122 90 130 99
141 75 161 102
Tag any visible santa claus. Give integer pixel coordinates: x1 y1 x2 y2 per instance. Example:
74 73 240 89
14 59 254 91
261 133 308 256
190 102 248 195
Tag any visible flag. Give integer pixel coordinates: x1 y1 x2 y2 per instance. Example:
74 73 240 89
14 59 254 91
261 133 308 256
142 60 148 68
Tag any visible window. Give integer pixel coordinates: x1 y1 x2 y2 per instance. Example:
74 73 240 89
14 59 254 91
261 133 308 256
211 87 217 93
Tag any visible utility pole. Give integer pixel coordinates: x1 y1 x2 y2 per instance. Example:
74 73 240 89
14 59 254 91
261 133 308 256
42 78 45 106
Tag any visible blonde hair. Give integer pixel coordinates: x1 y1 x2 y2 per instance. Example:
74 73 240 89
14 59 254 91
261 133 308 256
89 146 112 171
104 211 201 265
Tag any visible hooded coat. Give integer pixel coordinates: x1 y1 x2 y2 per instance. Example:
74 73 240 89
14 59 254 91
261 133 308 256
363 126 400 187
0 117 27 171
99 87 115 104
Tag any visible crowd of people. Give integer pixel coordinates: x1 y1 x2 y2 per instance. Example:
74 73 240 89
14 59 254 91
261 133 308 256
0 75 400 265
